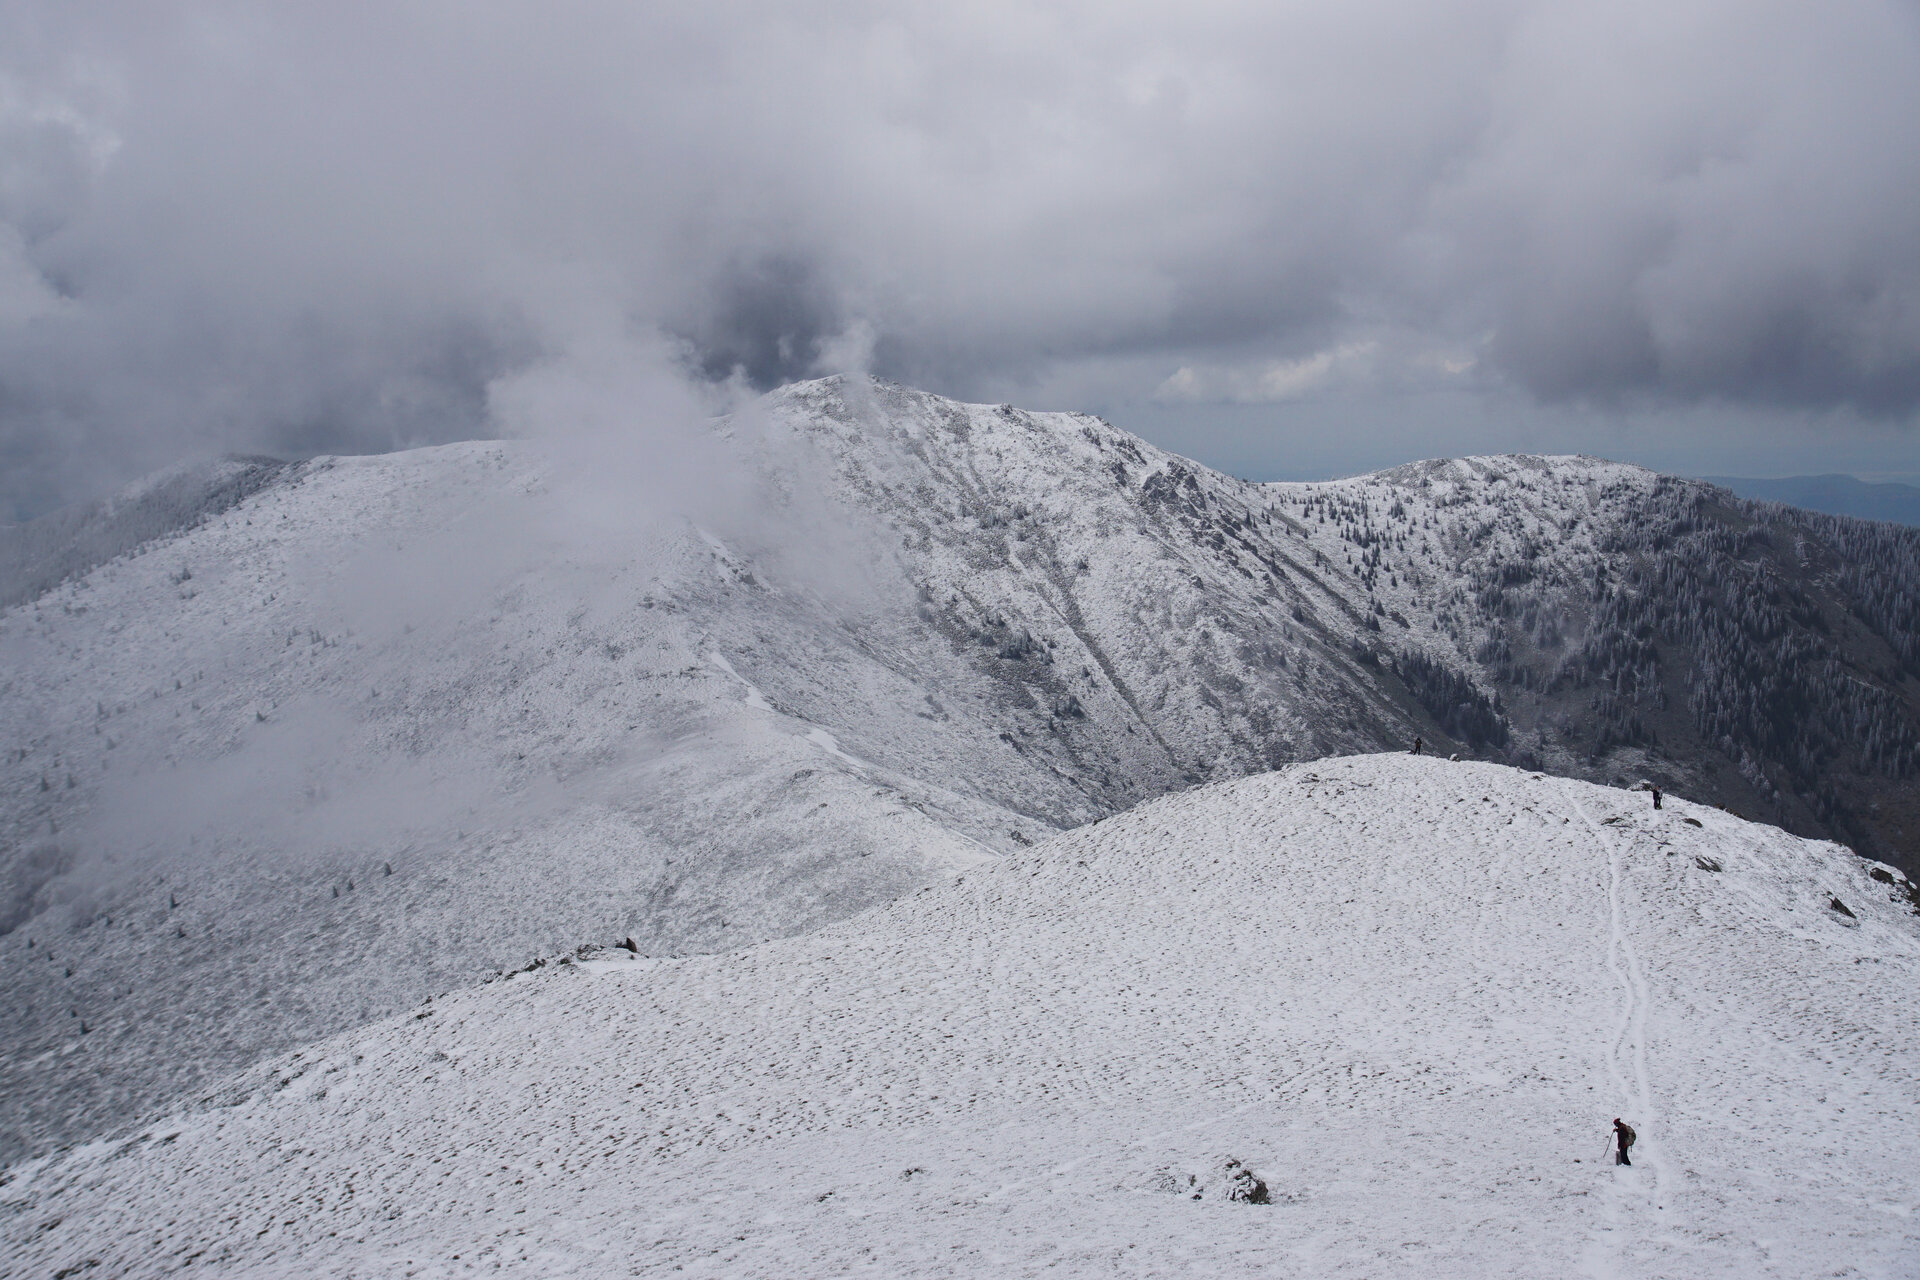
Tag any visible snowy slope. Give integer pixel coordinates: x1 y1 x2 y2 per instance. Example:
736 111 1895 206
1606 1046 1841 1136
5 755 1918 1278
0 379 1452 1162
752 377 1429 790
2 376 1915 1165
0 440 1037 1161
763 379 1918 864
0 455 287 610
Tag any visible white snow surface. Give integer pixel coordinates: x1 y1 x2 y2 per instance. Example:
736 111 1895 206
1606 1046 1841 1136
6 376 1558 1159
3 373 1911 1177
7 755 1918 1277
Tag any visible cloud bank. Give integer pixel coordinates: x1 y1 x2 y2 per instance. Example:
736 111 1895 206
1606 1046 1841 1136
2 0 1918 513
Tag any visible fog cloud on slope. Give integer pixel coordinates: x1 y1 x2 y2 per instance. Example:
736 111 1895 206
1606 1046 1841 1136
2 0 1918 516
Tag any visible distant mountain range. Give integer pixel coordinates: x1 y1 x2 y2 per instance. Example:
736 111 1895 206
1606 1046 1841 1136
1702 474 1920 527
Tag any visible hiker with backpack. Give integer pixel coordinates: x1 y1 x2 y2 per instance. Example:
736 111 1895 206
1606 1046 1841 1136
1612 1118 1636 1165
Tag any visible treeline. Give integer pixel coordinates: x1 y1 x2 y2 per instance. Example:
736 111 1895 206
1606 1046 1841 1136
1395 647 1510 749
1582 483 1915 780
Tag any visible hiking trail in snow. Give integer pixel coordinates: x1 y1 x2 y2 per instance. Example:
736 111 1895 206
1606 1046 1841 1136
1573 786 1678 1277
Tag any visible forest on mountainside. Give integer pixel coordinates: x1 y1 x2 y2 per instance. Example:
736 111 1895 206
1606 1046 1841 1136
1448 480 1919 867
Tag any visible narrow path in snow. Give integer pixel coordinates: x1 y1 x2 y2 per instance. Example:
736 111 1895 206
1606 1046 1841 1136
1572 787 1676 1278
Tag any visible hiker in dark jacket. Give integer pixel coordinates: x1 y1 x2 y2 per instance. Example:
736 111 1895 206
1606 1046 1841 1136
1613 1118 1636 1165
1410 737 1423 756
1650 786 1662 810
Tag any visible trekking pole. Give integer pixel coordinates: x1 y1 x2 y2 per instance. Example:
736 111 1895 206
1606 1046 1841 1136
1599 1136 1613 1163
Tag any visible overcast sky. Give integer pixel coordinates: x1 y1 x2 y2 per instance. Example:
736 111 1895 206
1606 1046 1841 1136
3 1 1918 518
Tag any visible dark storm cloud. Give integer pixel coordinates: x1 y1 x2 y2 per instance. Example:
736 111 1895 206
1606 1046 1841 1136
1 1 1917 515
677 255 844 390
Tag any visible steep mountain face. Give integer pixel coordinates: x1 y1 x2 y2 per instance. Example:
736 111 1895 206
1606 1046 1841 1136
1256 456 1920 864
7 757 1918 1278
0 375 1914 1163
769 378 1919 865
0 441 1042 1162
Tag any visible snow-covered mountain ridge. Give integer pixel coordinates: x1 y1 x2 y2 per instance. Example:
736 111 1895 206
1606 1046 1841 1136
770 378 1916 862
1 375 1915 1163
6 755 1917 1277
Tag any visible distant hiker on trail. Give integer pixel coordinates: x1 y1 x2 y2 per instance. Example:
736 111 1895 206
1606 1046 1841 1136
1650 786 1662 810
1613 1118 1636 1166
1410 737 1423 756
